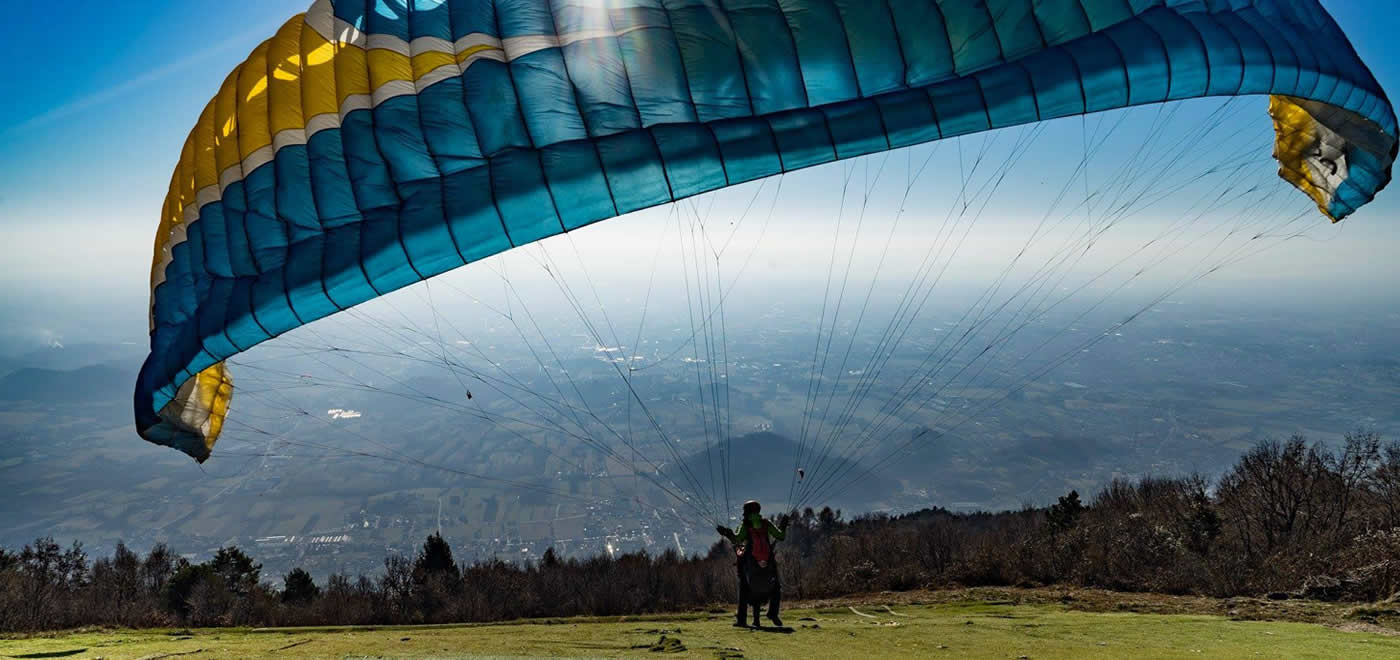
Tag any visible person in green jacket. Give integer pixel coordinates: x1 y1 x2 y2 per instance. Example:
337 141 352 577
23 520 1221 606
716 500 787 627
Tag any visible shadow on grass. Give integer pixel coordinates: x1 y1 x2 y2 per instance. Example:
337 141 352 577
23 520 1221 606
747 625 795 634
8 650 88 659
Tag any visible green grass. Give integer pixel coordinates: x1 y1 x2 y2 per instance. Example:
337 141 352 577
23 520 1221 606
2 600 1397 659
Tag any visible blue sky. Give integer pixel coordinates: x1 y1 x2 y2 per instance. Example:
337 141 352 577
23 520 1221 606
0 1 300 307
0 1 1397 350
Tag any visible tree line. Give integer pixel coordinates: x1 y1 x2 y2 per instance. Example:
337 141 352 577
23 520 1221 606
2 431 1398 632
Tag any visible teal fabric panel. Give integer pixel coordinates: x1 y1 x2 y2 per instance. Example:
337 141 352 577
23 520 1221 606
137 0 1398 457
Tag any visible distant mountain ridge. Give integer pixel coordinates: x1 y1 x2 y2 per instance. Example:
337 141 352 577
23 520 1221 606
668 431 895 513
0 364 130 404
2 342 145 372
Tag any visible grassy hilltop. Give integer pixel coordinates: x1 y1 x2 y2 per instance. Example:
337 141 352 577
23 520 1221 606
4 589 1398 660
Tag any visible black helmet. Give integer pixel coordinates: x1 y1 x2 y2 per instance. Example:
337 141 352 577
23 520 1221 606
743 500 761 515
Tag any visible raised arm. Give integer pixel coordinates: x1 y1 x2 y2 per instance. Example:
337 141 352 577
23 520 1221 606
765 518 787 541
715 525 738 544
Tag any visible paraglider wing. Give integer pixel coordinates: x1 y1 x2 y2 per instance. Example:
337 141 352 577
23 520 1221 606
137 0 1395 461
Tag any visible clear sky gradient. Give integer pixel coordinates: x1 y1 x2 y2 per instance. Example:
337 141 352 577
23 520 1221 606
1 1 1397 350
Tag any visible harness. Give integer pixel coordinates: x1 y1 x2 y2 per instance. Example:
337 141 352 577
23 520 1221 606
747 521 773 562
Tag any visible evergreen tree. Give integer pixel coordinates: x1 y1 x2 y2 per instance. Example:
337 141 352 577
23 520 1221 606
1046 490 1084 533
210 546 260 596
413 533 460 583
282 568 320 604
541 547 560 569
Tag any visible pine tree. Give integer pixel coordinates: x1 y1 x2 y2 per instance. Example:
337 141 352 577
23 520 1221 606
1046 490 1084 533
282 568 320 604
412 533 460 583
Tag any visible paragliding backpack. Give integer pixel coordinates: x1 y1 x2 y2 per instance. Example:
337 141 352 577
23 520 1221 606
741 521 778 600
